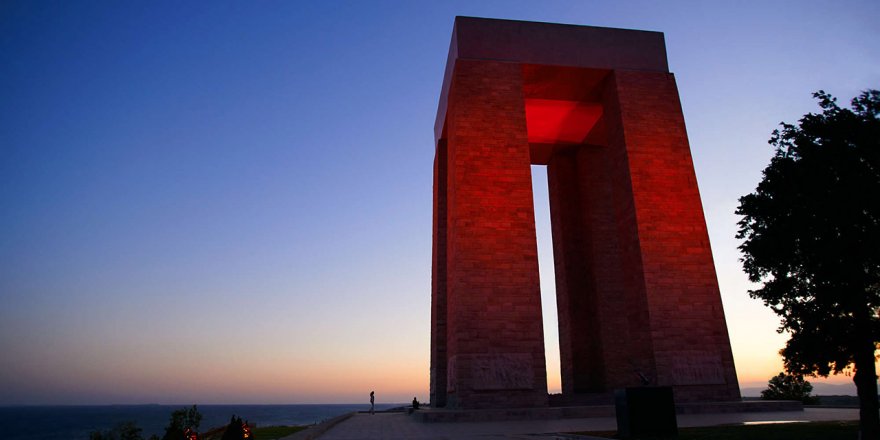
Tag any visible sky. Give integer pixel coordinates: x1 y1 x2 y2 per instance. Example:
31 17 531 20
1 1 878 405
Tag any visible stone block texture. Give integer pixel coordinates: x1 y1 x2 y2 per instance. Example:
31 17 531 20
431 17 740 409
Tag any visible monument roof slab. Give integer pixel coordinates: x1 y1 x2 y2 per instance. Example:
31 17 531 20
435 17 669 141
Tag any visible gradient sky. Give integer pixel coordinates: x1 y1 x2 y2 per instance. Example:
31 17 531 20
1 1 878 405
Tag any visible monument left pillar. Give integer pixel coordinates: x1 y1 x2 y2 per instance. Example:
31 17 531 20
430 138 448 408
431 59 548 409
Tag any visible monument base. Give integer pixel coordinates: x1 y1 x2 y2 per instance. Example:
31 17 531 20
413 400 803 423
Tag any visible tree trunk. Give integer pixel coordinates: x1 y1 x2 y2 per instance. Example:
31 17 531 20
854 341 879 440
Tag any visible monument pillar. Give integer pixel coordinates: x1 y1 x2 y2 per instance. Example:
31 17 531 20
439 59 548 409
430 139 448 408
603 70 741 399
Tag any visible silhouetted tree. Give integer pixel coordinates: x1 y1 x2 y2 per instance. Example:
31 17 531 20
89 421 144 440
737 89 880 439
761 372 819 404
161 405 202 440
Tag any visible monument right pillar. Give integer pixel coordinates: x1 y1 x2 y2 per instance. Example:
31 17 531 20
603 69 740 400
546 69 741 401
610 69 741 400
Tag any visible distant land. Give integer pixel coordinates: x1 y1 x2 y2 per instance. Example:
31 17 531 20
741 381 857 397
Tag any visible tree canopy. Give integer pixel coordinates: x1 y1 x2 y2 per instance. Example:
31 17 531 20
162 405 202 440
760 371 819 405
736 89 880 438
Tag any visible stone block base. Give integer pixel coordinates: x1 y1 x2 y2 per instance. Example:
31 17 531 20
414 400 803 423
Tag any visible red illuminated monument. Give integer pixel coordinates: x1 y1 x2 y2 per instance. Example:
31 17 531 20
431 17 741 409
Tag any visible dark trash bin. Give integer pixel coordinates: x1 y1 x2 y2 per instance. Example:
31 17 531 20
615 386 677 439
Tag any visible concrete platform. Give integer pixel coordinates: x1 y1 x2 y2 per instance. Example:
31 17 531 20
413 400 802 423
302 408 858 440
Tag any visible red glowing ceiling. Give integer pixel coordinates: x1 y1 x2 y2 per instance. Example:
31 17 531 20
524 99 602 144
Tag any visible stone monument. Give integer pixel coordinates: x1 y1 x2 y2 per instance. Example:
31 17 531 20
431 17 741 409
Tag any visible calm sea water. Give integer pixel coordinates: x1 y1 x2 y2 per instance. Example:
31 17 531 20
0 403 403 440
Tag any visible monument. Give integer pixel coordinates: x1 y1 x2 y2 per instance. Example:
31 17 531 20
430 17 741 409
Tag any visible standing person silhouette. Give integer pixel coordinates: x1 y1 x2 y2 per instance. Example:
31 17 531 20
369 391 375 415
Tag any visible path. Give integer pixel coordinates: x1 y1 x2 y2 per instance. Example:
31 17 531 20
311 408 859 440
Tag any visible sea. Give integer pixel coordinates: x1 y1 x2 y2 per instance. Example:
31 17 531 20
0 403 404 440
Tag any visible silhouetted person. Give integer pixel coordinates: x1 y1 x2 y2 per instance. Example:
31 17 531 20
370 391 375 415
220 415 245 440
412 397 420 410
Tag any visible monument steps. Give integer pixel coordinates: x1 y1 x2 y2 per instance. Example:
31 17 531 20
549 392 615 407
413 400 803 423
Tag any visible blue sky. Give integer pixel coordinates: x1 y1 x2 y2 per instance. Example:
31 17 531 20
1 1 878 404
